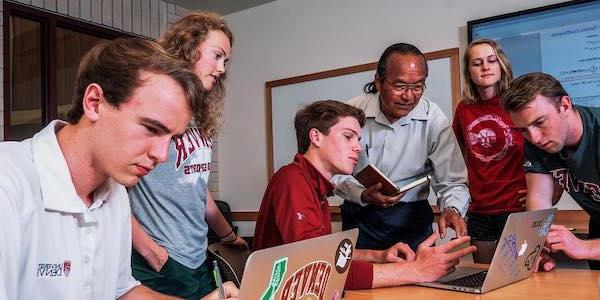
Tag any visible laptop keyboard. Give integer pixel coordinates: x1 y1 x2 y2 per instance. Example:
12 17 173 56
445 271 487 288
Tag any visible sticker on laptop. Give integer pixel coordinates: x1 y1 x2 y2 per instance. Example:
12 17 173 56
525 245 541 271
334 238 354 274
503 233 518 259
260 257 288 300
499 232 520 277
279 261 332 300
538 215 554 237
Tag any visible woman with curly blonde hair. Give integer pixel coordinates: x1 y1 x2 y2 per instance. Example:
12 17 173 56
128 11 245 299
452 39 526 264
160 11 232 139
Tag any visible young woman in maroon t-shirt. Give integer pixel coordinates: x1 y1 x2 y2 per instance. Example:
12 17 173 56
452 39 526 263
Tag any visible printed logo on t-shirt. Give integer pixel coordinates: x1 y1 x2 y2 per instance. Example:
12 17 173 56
551 168 600 201
296 212 305 221
37 260 71 278
466 114 514 162
183 162 211 175
173 127 213 170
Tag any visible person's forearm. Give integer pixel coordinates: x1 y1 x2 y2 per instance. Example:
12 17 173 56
527 195 552 210
205 191 235 239
353 249 382 263
119 285 181 299
371 262 418 288
551 181 563 206
131 215 160 257
430 121 470 216
332 174 367 205
431 159 470 217
439 193 469 218
585 239 600 260
525 173 555 210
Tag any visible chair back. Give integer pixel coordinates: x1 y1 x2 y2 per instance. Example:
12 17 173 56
207 243 251 287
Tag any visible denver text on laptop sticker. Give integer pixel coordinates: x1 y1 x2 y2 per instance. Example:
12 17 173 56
275 238 354 300
279 261 332 300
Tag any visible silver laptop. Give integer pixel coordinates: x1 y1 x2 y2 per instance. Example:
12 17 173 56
239 229 358 299
416 208 556 293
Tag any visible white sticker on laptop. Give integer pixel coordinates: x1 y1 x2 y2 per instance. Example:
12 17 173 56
335 238 354 274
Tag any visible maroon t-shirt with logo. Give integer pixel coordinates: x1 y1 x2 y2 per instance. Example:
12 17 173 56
452 96 526 215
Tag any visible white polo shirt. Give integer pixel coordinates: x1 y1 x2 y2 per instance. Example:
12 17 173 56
0 120 139 300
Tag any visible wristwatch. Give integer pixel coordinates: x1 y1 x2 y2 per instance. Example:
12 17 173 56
445 206 461 217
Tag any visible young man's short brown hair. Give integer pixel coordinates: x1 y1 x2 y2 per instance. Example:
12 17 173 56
66 37 204 124
501 72 569 112
294 100 366 154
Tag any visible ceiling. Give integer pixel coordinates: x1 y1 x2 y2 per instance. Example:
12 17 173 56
167 0 276 15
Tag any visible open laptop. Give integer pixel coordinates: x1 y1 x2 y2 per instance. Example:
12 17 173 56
416 208 557 293
238 229 358 299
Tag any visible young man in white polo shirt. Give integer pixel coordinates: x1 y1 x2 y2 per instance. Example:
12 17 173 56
0 38 237 300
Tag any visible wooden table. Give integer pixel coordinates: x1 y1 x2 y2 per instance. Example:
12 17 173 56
345 267 600 299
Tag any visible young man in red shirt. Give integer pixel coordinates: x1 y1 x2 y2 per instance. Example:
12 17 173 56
253 100 476 289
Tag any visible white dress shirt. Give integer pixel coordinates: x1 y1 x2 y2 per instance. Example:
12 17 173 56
333 93 470 216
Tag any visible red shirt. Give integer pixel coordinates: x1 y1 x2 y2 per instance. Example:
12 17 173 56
452 96 526 215
253 154 373 290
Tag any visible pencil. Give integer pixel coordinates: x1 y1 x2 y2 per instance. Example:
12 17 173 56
212 260 224 299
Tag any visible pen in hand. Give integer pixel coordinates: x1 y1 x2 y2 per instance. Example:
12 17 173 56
212 260 225 299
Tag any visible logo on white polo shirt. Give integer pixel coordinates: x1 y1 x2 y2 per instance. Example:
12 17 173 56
37 260 71 278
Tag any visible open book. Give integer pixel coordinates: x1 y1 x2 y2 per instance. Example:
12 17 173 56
354 164 431 196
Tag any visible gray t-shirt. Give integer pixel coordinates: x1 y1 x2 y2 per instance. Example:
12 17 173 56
129 126 213 269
